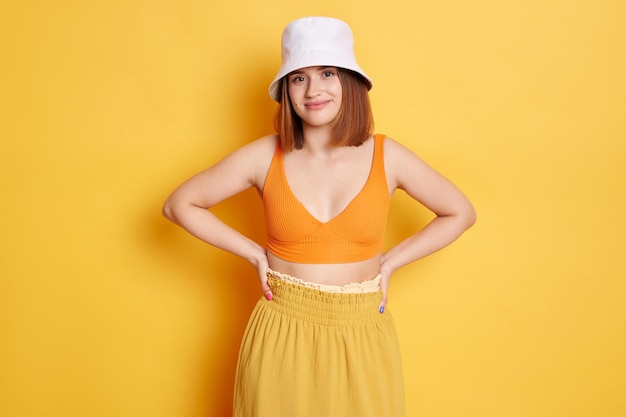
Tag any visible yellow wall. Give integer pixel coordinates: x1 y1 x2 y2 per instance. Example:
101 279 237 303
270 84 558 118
2 1 625 416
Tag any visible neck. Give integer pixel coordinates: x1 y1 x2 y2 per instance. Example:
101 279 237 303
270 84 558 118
301 125 334 153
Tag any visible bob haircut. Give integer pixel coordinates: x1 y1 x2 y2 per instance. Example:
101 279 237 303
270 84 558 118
274 68 374 152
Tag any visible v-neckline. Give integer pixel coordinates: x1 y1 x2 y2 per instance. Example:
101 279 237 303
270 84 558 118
280 138 377 225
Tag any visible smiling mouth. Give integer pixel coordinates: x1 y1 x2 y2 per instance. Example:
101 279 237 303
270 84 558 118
305 100 331 110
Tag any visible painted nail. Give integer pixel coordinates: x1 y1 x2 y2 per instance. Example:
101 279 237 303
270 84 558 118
265 293 273 301
379 306 385 314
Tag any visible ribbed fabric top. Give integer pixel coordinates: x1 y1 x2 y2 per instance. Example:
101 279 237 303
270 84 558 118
263 134 390 263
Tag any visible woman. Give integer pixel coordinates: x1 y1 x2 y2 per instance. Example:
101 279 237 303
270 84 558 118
163 16 475 417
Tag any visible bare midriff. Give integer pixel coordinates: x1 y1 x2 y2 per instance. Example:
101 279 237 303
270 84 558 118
267 251 382 286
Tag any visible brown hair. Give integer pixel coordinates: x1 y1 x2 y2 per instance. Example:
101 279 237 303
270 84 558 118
273 69 374 152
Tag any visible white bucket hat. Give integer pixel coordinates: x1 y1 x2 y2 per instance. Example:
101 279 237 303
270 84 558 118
268 16 373 102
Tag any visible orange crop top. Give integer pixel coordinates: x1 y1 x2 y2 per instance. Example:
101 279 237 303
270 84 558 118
263 134 390 263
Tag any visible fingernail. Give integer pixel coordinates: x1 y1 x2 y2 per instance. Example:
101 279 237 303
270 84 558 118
265 293 273 301
379 306 385 314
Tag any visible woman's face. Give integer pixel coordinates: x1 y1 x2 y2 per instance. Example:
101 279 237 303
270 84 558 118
287 66 343 128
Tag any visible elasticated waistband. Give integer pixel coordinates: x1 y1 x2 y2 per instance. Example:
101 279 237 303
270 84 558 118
266 275 384 327
267 268 381 293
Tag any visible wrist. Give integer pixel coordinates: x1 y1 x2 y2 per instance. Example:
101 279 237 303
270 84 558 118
379 254 398 277
245 245 268 269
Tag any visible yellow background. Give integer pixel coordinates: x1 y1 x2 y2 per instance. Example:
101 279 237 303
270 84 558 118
2 1 625 416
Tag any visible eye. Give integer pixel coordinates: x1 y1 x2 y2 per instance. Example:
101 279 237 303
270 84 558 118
322 70 335 78
290 75 306 83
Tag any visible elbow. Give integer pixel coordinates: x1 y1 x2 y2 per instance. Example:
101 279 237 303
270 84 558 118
463 202 477 230
447 199 476 231
162 193 206 225
162 195 178 223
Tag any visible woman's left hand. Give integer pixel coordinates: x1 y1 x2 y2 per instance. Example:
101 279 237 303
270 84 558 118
378 270 391 313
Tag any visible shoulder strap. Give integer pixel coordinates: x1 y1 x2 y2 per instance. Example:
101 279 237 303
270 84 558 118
373 134 386 166
263 138 284 194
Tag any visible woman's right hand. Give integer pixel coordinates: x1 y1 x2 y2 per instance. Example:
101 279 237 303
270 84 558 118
255 253 273 301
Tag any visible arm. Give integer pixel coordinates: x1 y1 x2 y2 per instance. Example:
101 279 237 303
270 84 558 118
378 138 476 309
162 135 277 297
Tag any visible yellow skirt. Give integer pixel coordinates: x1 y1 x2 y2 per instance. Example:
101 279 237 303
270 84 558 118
233 272 405 417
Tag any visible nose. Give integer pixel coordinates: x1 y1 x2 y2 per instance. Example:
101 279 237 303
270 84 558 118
305 78 321 97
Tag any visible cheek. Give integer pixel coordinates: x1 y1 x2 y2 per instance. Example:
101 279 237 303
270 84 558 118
290 99 304 113
287 90 302 107
332 82 343 99
288 83 304 98
288 99 305 118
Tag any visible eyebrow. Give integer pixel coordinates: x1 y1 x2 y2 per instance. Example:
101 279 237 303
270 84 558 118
289 66 334 76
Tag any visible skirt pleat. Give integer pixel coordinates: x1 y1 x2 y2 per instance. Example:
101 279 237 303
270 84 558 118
233 276 405 417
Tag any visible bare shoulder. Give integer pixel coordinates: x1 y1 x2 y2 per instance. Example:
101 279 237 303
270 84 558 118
216 134 277 185
382 135 421 159
382 136 430 191
239 134 278 153
228 134 277 161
